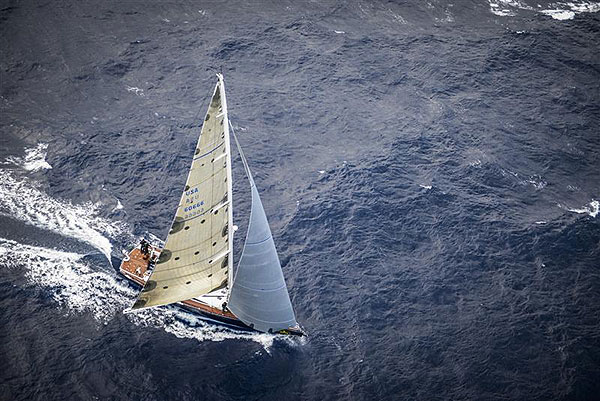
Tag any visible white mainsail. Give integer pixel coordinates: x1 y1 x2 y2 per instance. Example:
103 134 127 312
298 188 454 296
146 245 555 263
132 74 233 310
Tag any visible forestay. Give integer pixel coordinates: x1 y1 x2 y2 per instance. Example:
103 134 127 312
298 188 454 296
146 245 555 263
227 127 298 333
132 74 233 310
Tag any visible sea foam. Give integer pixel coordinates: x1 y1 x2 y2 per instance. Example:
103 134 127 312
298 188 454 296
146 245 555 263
564 199 599 218
6 143 52 171
488 0 600 20
0 173 299 347
0 235 298 348
0 170 124 261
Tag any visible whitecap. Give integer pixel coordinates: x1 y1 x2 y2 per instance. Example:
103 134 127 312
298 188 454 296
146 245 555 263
489 0 600 20
124 307 289 349
389 10 406 23
147 231 165 247
500 168 546 190
112 199 124 212
565 199 599 218
568 1 600 13
488 0 526 16
541 9 575 19
125 86 144 96
527 176 547 190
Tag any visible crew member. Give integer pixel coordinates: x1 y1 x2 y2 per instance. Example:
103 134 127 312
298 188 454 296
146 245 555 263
140 239 149 256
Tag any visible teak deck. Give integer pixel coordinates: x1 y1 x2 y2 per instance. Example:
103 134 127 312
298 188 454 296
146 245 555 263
119 247 242 322
120 246 304 336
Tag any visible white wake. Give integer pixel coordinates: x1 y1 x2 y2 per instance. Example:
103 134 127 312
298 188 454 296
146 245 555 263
0 236 294 347
0 238 135 323
5 143 52 171
0 169 299 347
0 170 124 261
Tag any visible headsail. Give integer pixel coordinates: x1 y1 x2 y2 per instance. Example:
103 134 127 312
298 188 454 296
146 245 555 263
132 74 233 310
227 126 298 333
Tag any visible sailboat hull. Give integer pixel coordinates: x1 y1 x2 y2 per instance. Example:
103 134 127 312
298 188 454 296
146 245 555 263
119 246 304 336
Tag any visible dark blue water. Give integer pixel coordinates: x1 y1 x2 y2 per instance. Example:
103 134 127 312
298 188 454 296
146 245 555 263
1 1 599 400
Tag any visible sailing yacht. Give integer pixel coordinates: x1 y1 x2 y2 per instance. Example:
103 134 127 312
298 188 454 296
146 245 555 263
120 74 304 336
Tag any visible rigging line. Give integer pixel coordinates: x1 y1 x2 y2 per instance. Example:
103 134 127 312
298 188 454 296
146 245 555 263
228 120 255 187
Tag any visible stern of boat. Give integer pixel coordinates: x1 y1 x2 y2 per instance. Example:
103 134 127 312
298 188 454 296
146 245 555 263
119 244 161 287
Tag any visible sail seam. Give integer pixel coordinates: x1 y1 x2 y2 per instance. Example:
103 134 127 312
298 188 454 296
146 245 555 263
232 282 287 292
193 141 225 160
177 200 229 222
167 239 229 254
156 248 229 272
157 270 226 282
184 170 226 193
195 138 223 153
228 313 295 326
245 236 272 245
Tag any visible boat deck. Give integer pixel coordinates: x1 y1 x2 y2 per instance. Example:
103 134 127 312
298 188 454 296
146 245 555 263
119 245 304 336
119 246 157 285
119 246 242 321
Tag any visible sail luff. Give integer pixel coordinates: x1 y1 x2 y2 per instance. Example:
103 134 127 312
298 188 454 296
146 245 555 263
217 74 235 297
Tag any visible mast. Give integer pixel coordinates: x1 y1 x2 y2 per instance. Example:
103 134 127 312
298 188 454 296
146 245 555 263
217 74 235 297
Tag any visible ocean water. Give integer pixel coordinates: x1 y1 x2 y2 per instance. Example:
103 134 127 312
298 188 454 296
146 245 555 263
1 1 599 400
